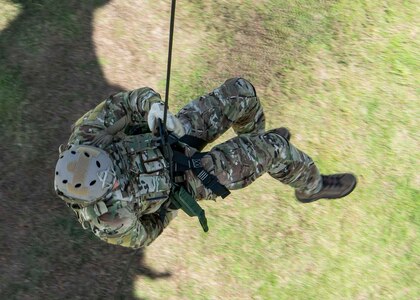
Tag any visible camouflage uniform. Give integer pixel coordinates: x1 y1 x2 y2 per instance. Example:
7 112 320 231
178 78 322 200
62 78 322 249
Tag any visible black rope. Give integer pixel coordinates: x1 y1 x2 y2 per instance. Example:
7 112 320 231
163 0 177 126
115 2 177 298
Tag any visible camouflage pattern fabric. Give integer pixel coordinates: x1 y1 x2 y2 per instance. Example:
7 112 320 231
178 78 322 200
65 87 177 248
60 78 322 249
177 77 266 142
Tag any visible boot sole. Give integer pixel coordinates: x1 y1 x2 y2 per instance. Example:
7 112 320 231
296 177 357 203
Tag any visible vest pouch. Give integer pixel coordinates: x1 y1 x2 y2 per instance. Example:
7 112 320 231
123 133 156 155
142 148 167 173
137 173 171 198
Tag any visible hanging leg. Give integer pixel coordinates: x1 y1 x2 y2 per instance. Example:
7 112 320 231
189 129 322 200
176 78 265 150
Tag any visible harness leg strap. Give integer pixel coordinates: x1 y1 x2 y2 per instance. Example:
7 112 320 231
193 169 230 198
172 151 231 198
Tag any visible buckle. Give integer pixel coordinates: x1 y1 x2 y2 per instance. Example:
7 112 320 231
197 170 208 181
191 158 202 169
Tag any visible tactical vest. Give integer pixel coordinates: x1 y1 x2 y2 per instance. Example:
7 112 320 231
110 133 172 207
114 133 213 232
74 132 227 234
71 133 171 237
112 132 216 232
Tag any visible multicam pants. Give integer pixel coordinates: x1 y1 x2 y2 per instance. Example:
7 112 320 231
176 78 323 200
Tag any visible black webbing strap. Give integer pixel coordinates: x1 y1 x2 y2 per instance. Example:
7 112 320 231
172 151 230 198
179 135 208 151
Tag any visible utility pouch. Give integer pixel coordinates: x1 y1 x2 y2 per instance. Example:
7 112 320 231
170 186 209 232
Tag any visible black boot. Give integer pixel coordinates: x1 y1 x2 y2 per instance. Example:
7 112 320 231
295 173 357 203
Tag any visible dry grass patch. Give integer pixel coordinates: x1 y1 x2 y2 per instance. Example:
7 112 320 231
94 0 208 95
1 0 418 299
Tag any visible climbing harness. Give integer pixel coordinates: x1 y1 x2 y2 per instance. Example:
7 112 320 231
171 150 230 199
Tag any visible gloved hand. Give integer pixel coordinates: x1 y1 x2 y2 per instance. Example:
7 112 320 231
147 102 185 137
92 132 114 147
92 115 130 147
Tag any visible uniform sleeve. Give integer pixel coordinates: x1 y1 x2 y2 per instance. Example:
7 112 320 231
72 201 177 249
105 211 177 248
68 87 163 145
98 210 178 249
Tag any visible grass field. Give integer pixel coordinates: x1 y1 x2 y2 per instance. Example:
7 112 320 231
1 0 419 299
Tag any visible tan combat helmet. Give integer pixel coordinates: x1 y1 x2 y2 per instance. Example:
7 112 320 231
54 145 116 206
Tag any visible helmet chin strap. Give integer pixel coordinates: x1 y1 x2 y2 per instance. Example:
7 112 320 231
98 166 116 190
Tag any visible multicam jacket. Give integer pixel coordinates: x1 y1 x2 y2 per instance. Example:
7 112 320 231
64 88 178 248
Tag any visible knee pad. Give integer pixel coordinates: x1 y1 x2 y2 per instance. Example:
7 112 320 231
266 127 291 142
223 77 256 98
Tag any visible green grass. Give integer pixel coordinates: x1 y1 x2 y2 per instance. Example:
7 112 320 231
1 0 418 299
0 1 23 136
0 1 20 30
0 67 24 134
135 0 420 299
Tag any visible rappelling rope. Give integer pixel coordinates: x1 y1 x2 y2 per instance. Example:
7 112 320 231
163 0 177 126
115 1 177 297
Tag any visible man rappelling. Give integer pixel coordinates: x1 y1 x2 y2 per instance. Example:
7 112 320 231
53 1 357 249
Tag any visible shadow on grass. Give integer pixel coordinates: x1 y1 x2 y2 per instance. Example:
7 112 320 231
0 1 170 299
